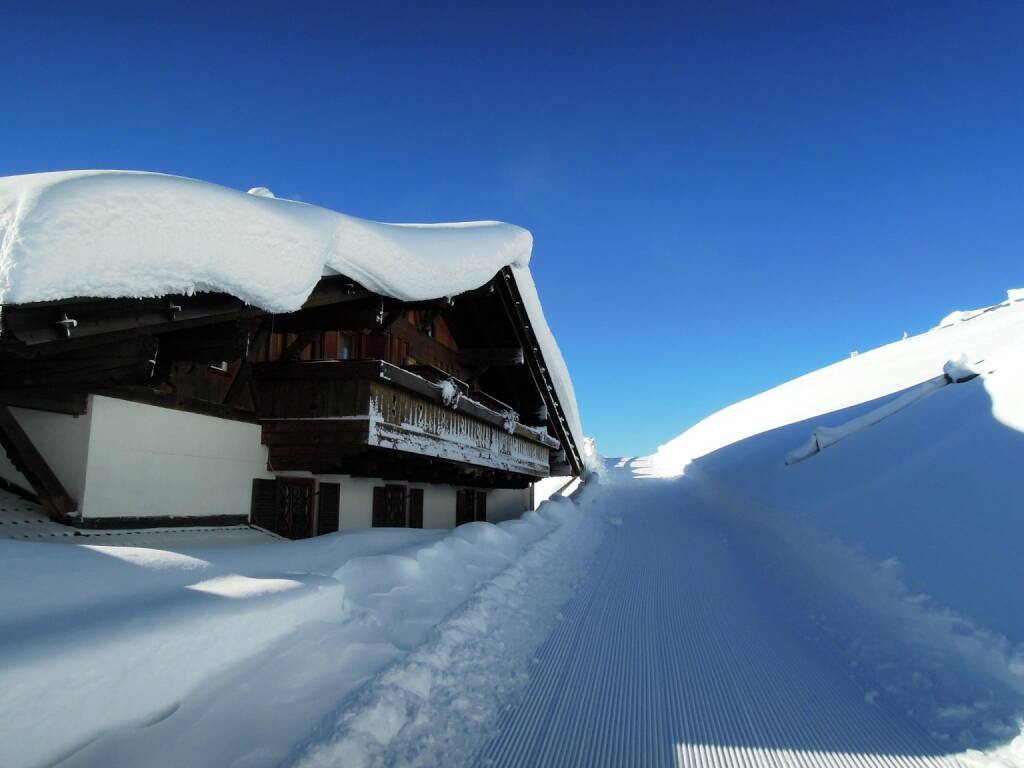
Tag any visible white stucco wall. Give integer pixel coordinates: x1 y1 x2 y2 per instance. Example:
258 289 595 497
487 487 533 523
316 474 375 531
417 483 456 528
0 406 92 505
317 476 456 530
0 396 565 530
81 396 271 520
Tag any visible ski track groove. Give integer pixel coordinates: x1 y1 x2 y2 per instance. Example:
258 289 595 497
473 480 969 768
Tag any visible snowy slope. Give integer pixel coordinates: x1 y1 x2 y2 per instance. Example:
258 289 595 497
653 292 1024 477
651 292 1024 640
0 170 584 452
635 291 1024 766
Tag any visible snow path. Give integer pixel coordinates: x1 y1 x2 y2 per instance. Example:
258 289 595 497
473 467 967 768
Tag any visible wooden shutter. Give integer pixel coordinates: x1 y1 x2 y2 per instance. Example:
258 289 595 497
373 485 407 527
455 489 473 526
475 490 487 523
372 486 387 527
388 485 407 527
317 482 341 535
408 488 424 529
251 479 277 530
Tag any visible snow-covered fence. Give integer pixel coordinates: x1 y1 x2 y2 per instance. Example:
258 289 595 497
784 354 989 465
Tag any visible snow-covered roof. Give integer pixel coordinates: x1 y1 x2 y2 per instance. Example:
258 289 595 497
0 170 583 456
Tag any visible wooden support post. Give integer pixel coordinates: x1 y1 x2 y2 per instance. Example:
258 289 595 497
0 406 77 521
223 319 272 407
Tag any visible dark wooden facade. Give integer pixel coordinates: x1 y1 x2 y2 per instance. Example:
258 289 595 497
0 269 582 521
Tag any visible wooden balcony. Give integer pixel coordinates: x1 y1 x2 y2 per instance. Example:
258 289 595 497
252 360 559 483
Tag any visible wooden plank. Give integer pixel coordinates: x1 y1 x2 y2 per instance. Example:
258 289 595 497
0 405 77 521
456 489 473 526
1 293 247 346
408 488 423 529
0 474 40 504
317 482 341 535
250 478 277 531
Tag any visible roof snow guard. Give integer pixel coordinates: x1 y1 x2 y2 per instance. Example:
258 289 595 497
0 170 585 467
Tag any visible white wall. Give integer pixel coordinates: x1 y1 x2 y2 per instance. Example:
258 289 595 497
0 395 561 529
81 396 271 520
417 483 456 528
487 487 532 523
0 406 93 507
316 474 375 531
317 476 457 530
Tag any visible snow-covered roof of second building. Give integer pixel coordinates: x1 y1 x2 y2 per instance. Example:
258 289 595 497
0 170 584 455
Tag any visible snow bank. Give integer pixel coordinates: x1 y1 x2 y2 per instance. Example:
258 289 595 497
0 170 584 453
0 495 597 768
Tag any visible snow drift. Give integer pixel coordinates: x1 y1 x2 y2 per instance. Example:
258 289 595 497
0 496 598 768
0 170 584 452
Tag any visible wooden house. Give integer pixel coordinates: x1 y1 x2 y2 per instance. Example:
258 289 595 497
0 171 584 538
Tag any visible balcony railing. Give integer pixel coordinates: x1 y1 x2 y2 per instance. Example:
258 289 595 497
252 360 558 479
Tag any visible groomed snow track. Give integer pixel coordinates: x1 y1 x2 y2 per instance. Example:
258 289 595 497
474 466 967 768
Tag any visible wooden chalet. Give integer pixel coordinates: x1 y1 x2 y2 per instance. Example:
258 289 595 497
0 267 583 538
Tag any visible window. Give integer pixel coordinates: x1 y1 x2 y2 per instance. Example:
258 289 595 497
338 333 355 360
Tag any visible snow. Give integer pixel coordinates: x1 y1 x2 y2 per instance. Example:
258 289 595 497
438 379 461 408
0 497 593 768
0 170 584 455
642 289 1024 766
6 276 1024 765
7 173 1022 762
652 295 1024 478
943 352 985 382
784 375 946 464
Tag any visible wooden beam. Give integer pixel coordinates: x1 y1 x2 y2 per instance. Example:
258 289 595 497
0 406 77 521
0 389 88 416
0 474 40 505
495 267 583 476
278 330 319 362
269 296 383 334
223 319 272 407
0 275 368 348
458 347 524 367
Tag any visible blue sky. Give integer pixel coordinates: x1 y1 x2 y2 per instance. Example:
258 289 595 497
4 2 1023 456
